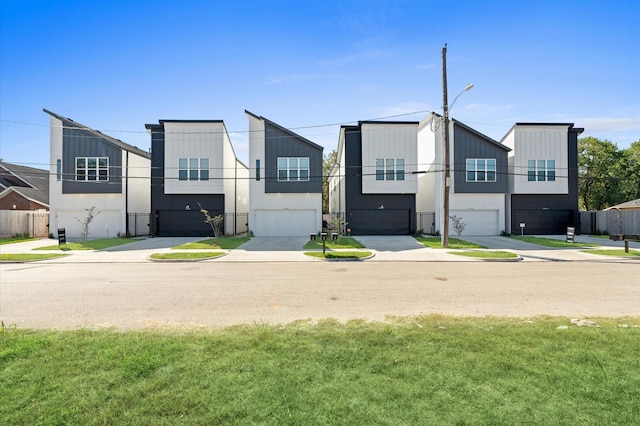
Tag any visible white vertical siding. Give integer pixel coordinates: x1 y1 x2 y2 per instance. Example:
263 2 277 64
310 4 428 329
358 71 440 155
49 116 63 224
361 123 418 194
164 122 224 194
510 125 569 194
126 151 151 214
223 125 237 219
417 116 438 213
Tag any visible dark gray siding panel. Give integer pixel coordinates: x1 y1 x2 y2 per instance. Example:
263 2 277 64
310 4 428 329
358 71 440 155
148 124 226 236
264 123 323 194
343 127 416 235
62 124 123 194
453 125 508 194
511 194 578 234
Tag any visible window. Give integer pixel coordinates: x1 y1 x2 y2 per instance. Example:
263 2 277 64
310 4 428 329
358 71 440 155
527 159 556 182
56 159 61 181
277 157 309 181
76 157 108 181
466 158 496 182
376 158 405 181
256 159 260 181
178 158 209 181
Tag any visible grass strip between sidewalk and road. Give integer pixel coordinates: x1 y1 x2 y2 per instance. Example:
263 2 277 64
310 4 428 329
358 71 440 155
303 236 365 250
149 252 226 260
0 253 69 262
1 316 638 425
0 236 38 245
449 250 519 259
581 249 640 258
304 251 372 259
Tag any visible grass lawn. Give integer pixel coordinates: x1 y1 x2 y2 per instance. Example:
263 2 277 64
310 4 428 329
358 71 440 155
150 252 226 260
449 250 519 259
1 316 639 424
511 236 599 248
173 237 250 250
34 238 140 251
304 250 372 259
582 249 640 258
415 236 486 249
0 253 69 262
304 236 365 250
0 236 37 245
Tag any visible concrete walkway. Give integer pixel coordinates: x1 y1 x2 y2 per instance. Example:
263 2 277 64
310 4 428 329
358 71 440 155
1 235 638 263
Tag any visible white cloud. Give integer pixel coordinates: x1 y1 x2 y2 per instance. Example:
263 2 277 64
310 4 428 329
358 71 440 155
577 116 640 133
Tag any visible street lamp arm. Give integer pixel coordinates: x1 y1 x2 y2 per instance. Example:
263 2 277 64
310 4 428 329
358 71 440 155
449 84 474 111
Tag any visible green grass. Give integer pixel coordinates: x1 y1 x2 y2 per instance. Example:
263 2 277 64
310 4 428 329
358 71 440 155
304 236 365 249
1 316 639 425
0 236 37 245
511 236 599 248
0 253 69 262
173 237 250 250
582 249 640 258
415 236 486 249
34 238 139 251
304 250 372 259
149 251 226 260
449 250 519 259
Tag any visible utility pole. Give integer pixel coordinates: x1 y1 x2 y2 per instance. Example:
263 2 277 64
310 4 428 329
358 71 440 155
442 44 450 248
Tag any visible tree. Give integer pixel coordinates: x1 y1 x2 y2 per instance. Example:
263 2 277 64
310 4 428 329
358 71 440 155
578 137 624 210
449 215 466 244
618 141 640 202
322 149 338 213
198 203 224 239
75 207 100 245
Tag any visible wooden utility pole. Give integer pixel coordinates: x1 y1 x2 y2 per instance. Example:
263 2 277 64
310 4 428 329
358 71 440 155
442 44 450 248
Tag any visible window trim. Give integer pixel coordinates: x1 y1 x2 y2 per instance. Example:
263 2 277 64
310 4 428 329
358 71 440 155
178 157 210 181
466 158 496 182
375 158 405 181
527 159 556 182
277 157 310 182
75 156 109 181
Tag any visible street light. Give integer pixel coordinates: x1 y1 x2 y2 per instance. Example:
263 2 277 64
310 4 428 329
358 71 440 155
442 44 473 248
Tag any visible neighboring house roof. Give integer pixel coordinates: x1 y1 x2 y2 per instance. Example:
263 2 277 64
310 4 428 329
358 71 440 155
502 122 585 139
245 110 324 151
43 108 151 159
604 198 640 210
425 111 511 152
0 161 50 207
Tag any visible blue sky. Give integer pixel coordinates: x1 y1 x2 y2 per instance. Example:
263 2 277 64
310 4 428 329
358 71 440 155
1 0 638 168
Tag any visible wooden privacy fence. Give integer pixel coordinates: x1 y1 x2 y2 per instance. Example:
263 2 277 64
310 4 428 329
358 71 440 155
0 210 50 238
579 210 640 235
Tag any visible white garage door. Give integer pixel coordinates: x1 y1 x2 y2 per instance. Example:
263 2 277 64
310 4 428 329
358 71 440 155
450 210 499 236
254 209 318 237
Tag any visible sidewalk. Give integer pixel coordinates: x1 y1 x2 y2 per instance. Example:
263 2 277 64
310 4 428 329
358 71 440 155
1 235 638 263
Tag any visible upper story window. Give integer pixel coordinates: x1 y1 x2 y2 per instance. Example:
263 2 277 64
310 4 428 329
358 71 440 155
179 158 209 181
76 157 108 181
527 159 555 182
466 158 496 182
56 159 62 181
376 158 405 181
278 157 309 181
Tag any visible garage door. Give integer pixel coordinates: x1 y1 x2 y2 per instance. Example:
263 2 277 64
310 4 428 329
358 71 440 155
157 209 221 237
513 209 573 235
450 210 499 236
348 209 411 235
254 209 318 237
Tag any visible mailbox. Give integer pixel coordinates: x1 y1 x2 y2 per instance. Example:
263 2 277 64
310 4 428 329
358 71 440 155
321 232 328 241
58 228 66 245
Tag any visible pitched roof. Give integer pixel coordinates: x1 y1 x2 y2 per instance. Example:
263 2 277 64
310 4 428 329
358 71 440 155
0 161 49 207
245 110 324 151
604 198 640 210
43 109 151 159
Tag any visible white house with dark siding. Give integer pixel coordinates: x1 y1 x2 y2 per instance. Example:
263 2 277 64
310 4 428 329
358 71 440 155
145 120 248 237
45 109 151 239
246 111 323 237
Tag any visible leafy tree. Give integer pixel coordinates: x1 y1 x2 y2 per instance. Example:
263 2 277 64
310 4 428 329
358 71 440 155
322 149 338 213
198 202 223 239
578 137 624 210
450 215 466 244
618 141 640 202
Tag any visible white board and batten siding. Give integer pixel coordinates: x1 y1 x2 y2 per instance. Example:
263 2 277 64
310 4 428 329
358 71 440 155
449 194 506 236
126 150 151 214
361 122 418 195
503 125 569 195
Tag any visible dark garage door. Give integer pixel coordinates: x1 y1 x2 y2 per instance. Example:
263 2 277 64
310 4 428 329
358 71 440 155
157 210 221 237
513 209 573 235
348 209 410 235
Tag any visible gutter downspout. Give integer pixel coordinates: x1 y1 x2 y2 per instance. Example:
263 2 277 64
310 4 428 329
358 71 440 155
125 150 129 235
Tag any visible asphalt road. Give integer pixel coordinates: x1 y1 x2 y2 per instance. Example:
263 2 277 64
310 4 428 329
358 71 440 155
1 260 638 330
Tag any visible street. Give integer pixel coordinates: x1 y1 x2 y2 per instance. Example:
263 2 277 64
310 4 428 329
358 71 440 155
1 260 638 329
